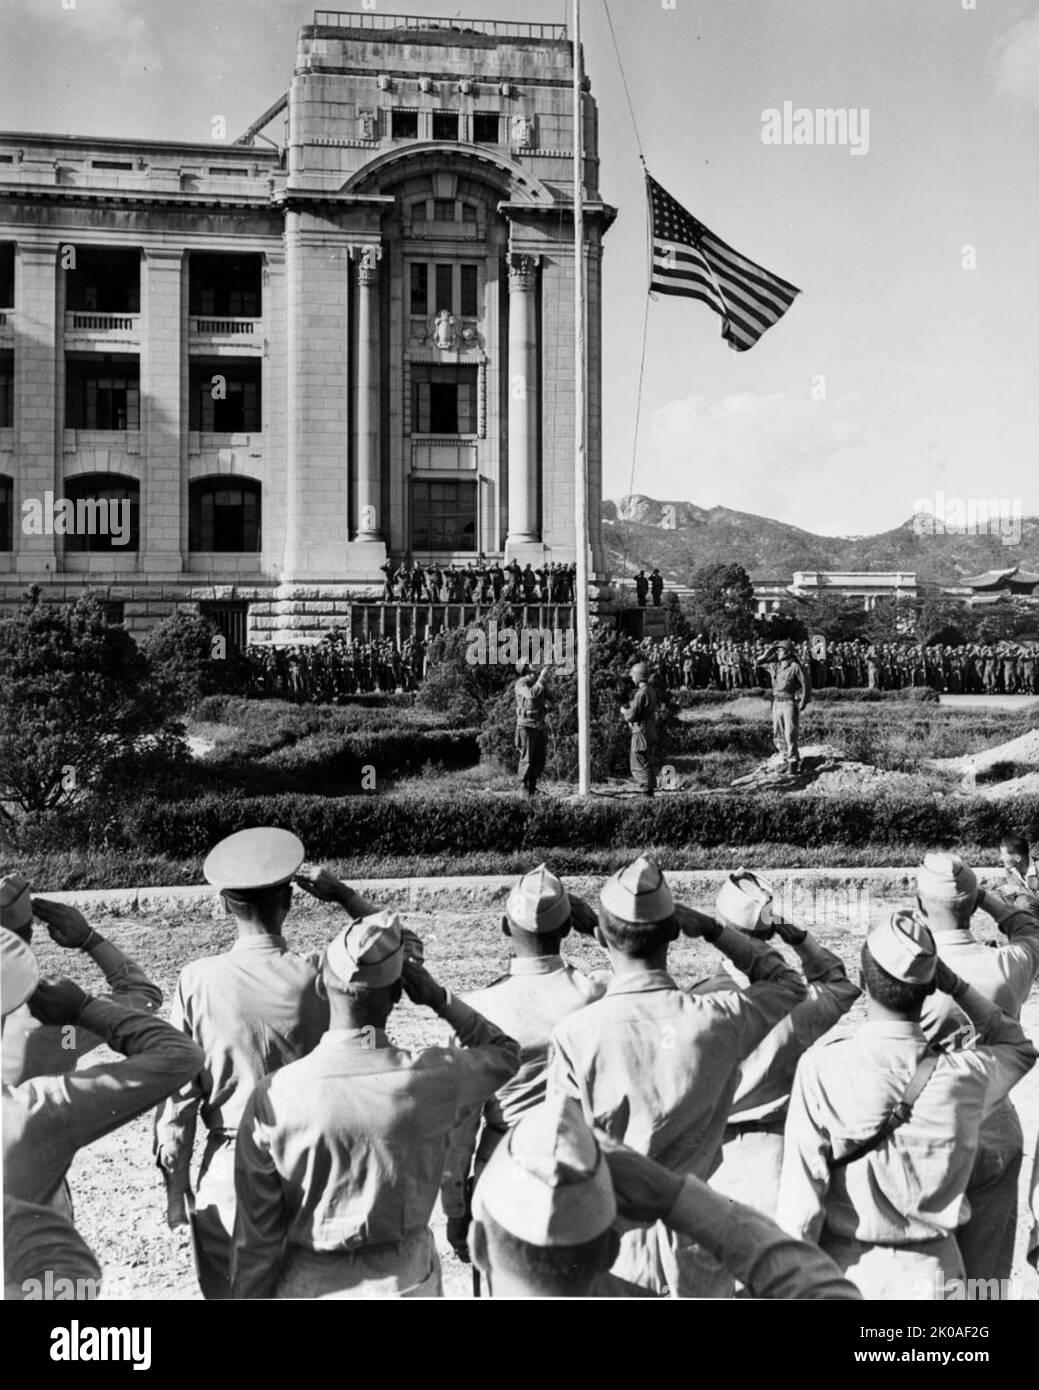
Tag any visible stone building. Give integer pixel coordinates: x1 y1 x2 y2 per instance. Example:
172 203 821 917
0 11 614 643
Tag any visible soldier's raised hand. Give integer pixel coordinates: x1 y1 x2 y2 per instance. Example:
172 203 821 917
27 977 90 1025
31 898 93 949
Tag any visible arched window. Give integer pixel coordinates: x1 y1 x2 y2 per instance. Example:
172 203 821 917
189 477 261 552
0 473 11 551
63 473 139 552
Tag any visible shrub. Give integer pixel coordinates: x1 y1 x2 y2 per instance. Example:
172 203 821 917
0 589 181 832
140 611 249 712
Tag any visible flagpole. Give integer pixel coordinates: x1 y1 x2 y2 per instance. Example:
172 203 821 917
573 0 591 797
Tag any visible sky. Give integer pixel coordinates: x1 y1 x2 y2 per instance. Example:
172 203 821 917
1 0 1037 536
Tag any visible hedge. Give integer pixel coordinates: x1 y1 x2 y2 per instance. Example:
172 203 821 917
92 790 1039 860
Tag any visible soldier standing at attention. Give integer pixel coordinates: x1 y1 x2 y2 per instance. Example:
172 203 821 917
634 571 649 608
153 830 365 1299
514 660 552 797
439 865 607 1261
650 568 664 607
777 912 1037 1299
621 661 659 796
759 639 810 776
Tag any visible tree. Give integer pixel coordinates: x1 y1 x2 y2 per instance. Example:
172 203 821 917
0 589 180 827
416 601 516 725
800 593 871 643
687 562 756 640
914 595 976 646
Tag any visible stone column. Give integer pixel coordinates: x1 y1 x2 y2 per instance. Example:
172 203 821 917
14 241 59 576
352 245 382 544
505 253 539 554
140 246 184 574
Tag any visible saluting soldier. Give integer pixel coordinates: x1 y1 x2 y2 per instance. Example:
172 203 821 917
230 914 519 1299
914 853 1039 1287
153 830 361 1299
759 639 810 775
777 911 1037 1299
468 1095 860 1299
440 865 607 1260
548 856 807 1297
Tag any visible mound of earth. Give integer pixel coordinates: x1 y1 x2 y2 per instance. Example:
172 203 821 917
930 727 1039 796
729 744 925 796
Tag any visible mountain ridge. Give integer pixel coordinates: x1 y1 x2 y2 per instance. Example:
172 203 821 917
602 495 1039 587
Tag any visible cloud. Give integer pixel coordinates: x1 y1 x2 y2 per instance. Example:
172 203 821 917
992 7 1039 107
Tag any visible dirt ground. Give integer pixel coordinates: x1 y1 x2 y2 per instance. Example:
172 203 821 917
24 893 1039 1302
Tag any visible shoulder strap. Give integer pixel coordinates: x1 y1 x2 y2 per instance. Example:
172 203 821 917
829 1048 941 1171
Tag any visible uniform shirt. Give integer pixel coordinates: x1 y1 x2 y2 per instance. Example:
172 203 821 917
515 673 549 729
4 999 203 1207
694 935 861 1125
231 997 519 1299
777 986 1037 1247
153 934 328 1192
548 929 806 1178
2 939 161 1086
765 658 810 704
440 955 608 1218
623 682 658 740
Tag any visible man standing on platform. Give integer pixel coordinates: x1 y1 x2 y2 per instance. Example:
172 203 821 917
622 661 659 796
515 660 552 798
759 640 810 776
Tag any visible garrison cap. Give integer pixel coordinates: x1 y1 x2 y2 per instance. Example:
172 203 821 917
506 864 571 934
600 856 674 924
0 874 33 933
472 1095 616 1247
916 852 978 908
1 927 39 1018
325 911 404 988
203 827 305 893
867 911 937 985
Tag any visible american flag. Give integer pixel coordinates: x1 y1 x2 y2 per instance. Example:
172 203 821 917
647 173 800 352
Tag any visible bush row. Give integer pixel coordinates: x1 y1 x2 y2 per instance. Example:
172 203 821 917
73 789 1039 860
673 686 941 707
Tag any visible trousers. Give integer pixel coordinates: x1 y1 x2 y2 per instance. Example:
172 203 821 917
820 1231 963 1300
516 725 548 793
771 699 800 767
629 731 657 793
191 1131 237 1300
958 1102 1023 1290
273 1227 443 1299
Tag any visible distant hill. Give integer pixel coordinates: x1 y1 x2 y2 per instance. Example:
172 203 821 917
602 496 1039 587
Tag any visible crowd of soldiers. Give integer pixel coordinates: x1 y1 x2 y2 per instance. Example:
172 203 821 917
645 636 1039 695
246 633 429 700
381 558 577 605
4 828 1039 1301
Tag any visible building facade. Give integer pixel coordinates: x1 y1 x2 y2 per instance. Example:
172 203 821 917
0 12 614 643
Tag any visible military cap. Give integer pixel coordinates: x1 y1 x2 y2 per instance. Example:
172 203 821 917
203 827 305 893
776 640 793 654
867 911 937 985
472 1095 616 1247
506 864 571 934
600 855 674 924
630 662 649 682
916 852 978 908
325 911 404 988
1 927 39 1019
0 874 33 933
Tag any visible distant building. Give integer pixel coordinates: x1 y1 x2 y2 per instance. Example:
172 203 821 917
754 570 919 614
0 11 614 644
952 565 1039 605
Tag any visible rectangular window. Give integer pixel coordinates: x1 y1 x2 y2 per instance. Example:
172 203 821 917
66 365 140 430
0 244 12 308
472 112 500 144
432 111 459 141
460 265 479 318
0 353 12 427
65 247 140 314
391 110 419 139
433 198 455 223
190 362 262 432
200 600 250 650
412 201 428 222
410 263 429 316
411 479 477 552
411 365 478 436
92 160 133 171
189 253 262 317
434 264 454 314
461 203 477 224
